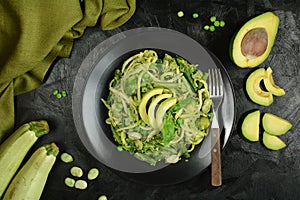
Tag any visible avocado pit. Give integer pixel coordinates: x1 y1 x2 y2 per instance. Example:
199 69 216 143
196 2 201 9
241 28 268 60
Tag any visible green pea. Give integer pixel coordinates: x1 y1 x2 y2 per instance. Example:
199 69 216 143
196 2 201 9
192 13 199 19
52 89 59 95
177 11 184 18
220 20 225 27
74 180 88 190
210 16 216 22
64 177 75 188
56 93 62 99
209 25 215 32
141 83 147 88
70 166 83 178
214 21 220 27
143 73 150 79
204 25 210 30
60 152 74 163
117 146 123 151
176 118 183 125
87 168 99 180
61 90 67 97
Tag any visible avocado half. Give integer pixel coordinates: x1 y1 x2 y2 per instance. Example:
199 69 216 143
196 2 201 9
230 12 280 68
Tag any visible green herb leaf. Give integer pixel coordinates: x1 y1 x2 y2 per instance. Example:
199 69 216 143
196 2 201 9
162 112 175 146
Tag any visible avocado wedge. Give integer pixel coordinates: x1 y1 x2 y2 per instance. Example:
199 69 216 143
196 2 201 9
241 110 260 142
139 88 164 125
262 131 286 150
262 113 292 136
263 67 285 96
246 68 273 106
156 98 177 130
148 93 172 129
230 12 280 68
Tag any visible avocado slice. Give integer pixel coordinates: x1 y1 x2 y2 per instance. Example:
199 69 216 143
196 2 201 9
262 113 292 136
139 88 164 125
262 131 286 150
230 12 280 68
241 110 260 142
148 93 172 130
263 67 285 96
156 98 177 130
246 68 273 106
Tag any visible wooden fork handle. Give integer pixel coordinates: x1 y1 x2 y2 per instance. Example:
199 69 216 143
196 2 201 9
211 127 222 186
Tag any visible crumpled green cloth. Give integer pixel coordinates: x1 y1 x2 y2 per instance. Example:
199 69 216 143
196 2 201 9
0 0 136 143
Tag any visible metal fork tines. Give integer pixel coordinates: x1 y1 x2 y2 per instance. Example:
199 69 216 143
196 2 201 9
208 68 224 187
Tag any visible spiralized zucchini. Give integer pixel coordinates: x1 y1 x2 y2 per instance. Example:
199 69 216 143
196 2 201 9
101 50 212 166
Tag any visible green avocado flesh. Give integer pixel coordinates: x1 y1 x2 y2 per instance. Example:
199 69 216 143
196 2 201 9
148 93 172 130
262 131 286 150
263 67 285 96
139 88 164 125
246 68 273 106
230 12 280 68
262 113 292 136
241 110 260 142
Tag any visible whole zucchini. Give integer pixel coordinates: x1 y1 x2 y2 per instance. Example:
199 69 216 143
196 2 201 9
3 142 59 200
0 120 49 198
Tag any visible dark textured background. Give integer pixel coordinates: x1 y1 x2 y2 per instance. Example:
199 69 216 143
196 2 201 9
15 0 300 199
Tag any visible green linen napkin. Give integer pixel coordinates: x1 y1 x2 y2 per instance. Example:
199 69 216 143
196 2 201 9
0 0 136 143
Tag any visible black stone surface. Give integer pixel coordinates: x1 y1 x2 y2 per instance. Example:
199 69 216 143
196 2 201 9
15 0 300 199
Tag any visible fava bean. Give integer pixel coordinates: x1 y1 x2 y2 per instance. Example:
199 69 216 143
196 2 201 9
198 117 210 130
74 180 88 190
64 177 75 188
60 152 74 163
98 195 108 200
87 168 99 180
70 166 83 178
202 99 212 113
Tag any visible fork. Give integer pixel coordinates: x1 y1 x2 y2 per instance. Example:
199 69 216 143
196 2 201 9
208 68 224 187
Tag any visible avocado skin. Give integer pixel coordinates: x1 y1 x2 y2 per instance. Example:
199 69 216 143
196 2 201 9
230 12 280 68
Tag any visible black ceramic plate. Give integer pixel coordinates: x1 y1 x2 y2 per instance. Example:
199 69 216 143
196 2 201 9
72 27 235 185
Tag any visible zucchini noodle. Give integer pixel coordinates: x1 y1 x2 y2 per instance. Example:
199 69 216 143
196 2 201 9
102 50 213 166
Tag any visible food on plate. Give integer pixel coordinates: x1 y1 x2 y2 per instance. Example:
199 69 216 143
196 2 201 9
241 110 260 142
3 143 59 200
262 131 286 150
0 120 49 198
246 68 273 106
230 12 279 68
262 113 292 136
102 50 213 166
263 67 285 96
